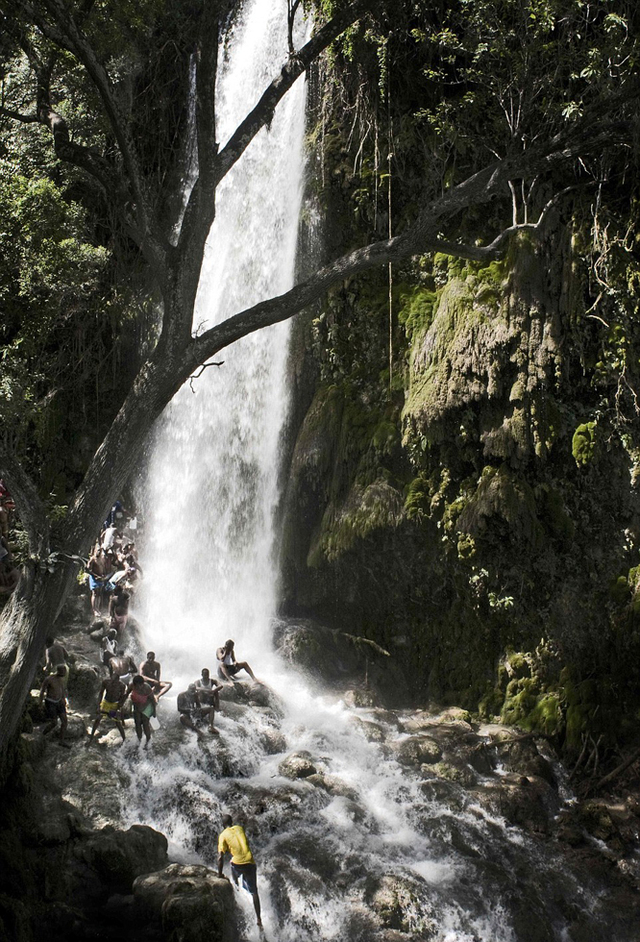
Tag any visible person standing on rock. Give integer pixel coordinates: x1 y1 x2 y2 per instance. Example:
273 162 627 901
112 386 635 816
39 665 68 744
217 814 263 930
216 639 258 683
128 674 156 748
89 675 127 743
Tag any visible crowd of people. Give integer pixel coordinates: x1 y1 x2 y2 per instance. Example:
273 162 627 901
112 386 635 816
34 497 265 929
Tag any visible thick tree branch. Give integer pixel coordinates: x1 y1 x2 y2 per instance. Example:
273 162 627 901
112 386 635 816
0 106 39 122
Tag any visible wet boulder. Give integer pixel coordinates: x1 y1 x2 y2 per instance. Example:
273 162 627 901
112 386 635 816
472 774 558 834
392 736 442 767
305 772 359 801
353 718 386 742
367 874 437 937
278 751 318 779
260 729 287 754
134 863 236 942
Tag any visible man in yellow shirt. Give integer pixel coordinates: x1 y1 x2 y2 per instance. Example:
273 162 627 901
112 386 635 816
217 814 263 930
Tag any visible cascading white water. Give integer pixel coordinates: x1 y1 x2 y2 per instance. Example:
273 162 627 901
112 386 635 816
140 0 305 683
119 4 626 941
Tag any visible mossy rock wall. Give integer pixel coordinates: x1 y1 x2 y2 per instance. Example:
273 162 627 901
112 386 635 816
280 218 640 747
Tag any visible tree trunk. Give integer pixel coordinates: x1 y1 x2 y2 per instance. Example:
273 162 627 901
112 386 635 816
0 560 78 782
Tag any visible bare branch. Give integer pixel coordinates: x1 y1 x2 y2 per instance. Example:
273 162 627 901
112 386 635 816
188 360 224 393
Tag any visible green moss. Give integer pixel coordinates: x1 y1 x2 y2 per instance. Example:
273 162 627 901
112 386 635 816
572 421 597 466
404 473 432 520
397 285 438 341
526 692 564 736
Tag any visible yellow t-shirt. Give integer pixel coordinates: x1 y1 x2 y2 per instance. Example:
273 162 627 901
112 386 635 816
218 825 255 865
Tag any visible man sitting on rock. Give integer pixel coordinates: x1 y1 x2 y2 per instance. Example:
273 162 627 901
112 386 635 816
39 665 68 745
139 651 172 699
217 814 262 930
216 639 258 684
89 674 128 743
177 683 209 734
194 668 222 734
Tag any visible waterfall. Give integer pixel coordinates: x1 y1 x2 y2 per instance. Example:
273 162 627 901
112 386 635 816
140 0 304 684
121 3 627 941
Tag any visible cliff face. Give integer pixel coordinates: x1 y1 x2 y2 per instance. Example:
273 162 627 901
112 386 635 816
279 42 640 752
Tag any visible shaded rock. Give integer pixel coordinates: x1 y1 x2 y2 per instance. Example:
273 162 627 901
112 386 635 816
134 863 235 942
80 824 168 890
305 772 359 801
472 775 558 834
418 778 467 813
490 732 557 787
61 713 87 741
278 751 317 779
392 736 442 767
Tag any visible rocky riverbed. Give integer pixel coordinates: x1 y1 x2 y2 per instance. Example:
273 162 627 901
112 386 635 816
2 605 640 942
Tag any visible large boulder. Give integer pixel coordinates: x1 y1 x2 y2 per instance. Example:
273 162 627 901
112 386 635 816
392 736 442 767
79 824 169 890
133 863 236 942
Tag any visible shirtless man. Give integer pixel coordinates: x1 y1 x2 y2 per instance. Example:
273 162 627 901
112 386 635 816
87 546 114 617
45 636 70 675
101 629 118 666
89 674 127 742
177 684 206 734
216 639 258 683
195 668 223 734
39 666 68 742
139 651 172 699
109 584 130 633
109 650 138 687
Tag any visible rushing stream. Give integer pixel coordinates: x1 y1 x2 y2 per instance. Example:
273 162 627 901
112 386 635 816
116 2 637 940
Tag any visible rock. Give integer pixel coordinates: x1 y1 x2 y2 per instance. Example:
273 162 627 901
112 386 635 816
344 688 378 708
491 733 557 787
473 775 557 834
368 874 436 937
353 718 386 742
80 824 168 890
260 729 287 754
392 736 442 767
133 863 236 942
305 772 359 801
429 760 477 787
278 751 318 779
62 713 87 741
